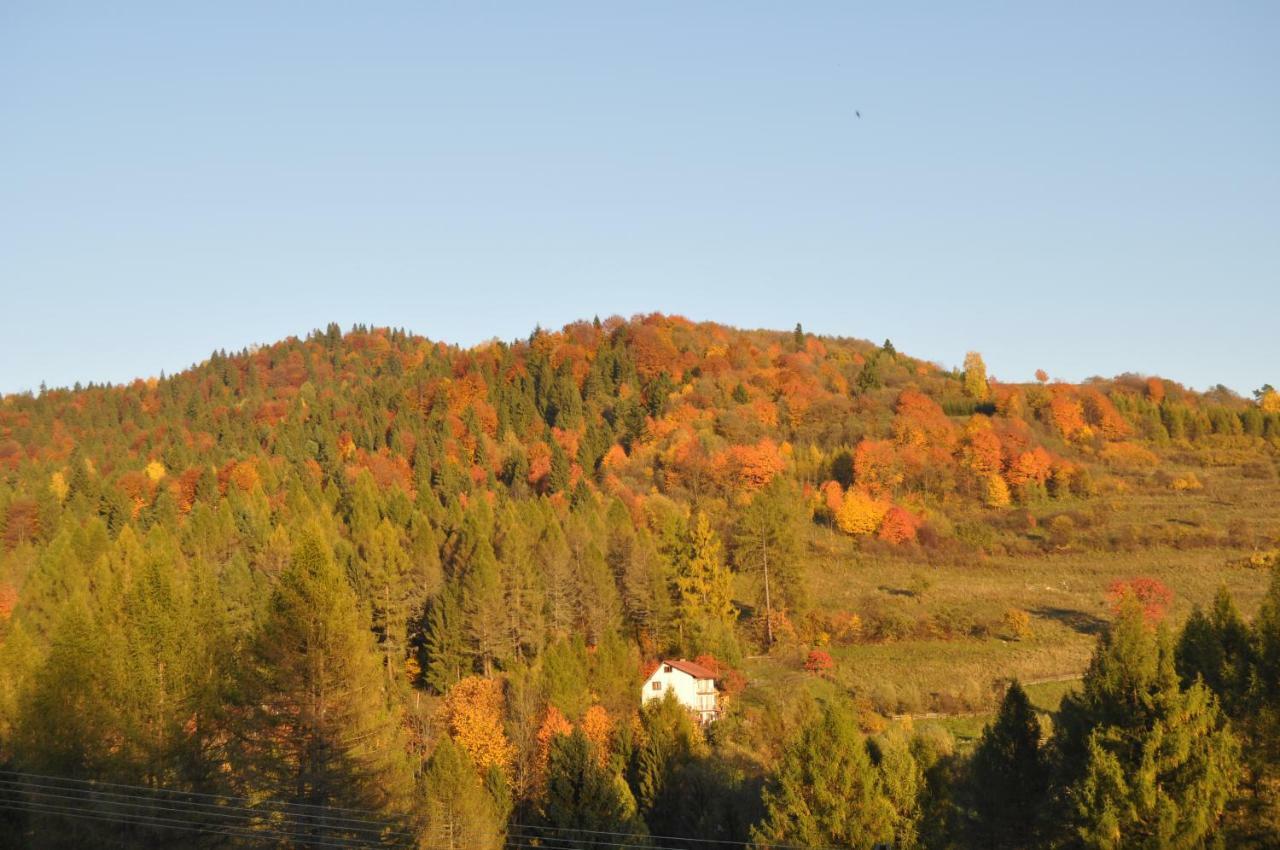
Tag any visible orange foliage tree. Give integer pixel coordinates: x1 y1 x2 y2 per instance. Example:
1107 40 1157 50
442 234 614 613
716 439 785 494
535 704 575 789
961 418 1003 477
580 705 614 768
1005 447 1054 495
893 390 956 449
1081 390 1132 441
877 506 921 544
853 439 902 497
1048 393 1088 440
442 676 516 777
819 480 845 519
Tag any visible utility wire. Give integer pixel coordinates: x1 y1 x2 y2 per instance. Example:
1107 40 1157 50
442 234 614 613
0 768 844 850
0 800 392 849
0 775 397 827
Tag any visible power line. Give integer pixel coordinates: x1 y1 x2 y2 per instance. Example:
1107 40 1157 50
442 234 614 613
505 820 846 850
0 768 847 850
0 767 412 820
0 800 386 849
0 772 415 848
0 775 401 831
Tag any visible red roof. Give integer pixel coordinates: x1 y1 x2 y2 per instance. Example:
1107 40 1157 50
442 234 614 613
663 658 718 680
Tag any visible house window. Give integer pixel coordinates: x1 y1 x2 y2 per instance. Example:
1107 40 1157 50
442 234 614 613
652 681 662 691
663 665 672 673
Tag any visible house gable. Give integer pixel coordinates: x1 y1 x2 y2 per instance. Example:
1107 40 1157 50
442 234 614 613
640 658 719 723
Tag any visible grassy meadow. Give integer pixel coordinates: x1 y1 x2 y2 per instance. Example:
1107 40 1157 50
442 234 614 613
737 459 1279 739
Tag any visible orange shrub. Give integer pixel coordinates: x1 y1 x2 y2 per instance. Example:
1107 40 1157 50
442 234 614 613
878 506 921 544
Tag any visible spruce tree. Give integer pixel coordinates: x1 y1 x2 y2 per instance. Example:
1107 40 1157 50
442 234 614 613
632 690 708 816
423 586 468 693
1056 595 1241 849
461 537 506 676
1256 567 1280 700
965 680 1048 847
541 729 645 849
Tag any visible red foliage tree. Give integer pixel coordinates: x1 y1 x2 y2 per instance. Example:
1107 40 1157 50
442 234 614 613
803 649 835 677
1107 577 1173 623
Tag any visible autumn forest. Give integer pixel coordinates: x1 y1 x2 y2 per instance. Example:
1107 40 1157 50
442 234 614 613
1 314 1279 849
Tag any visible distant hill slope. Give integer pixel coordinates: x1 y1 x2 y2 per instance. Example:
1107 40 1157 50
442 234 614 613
3 315 1275 529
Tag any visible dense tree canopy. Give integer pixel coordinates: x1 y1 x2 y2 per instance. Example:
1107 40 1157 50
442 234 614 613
0 315 1275 847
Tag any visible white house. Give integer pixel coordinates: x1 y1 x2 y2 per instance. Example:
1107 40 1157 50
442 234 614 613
641 659 719 724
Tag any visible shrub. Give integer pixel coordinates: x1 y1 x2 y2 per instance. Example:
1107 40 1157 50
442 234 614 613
803 649 834 677
1001 608 1033 641
1047 515 1075 548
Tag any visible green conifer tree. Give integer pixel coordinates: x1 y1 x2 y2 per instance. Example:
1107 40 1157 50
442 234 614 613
965 681 1048 847
751 700 897 849
419 736 505 850
1056 595 1241 849
541 729 646 849
424 585 468 693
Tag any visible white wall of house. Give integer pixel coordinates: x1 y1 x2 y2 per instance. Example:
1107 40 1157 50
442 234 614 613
641 662 718 722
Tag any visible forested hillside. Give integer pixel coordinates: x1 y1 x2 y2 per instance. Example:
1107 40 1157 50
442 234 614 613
2 314 1279 848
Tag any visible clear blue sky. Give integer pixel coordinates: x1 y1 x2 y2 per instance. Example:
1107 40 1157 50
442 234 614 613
2 2 1277 396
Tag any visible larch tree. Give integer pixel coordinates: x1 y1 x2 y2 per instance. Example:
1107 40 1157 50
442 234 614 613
419 735 505 850
732 477 806 647
674 513 737 658
238 528 414 837
495 509 545 664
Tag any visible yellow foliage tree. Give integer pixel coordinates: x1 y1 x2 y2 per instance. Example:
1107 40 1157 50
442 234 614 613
145 460 166 482
48 471 69 502
835 489 889 537
982 474 1011 508
963 351 990 402
1002 608 1032 640
442 676 516 778
1261 389 1280 414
